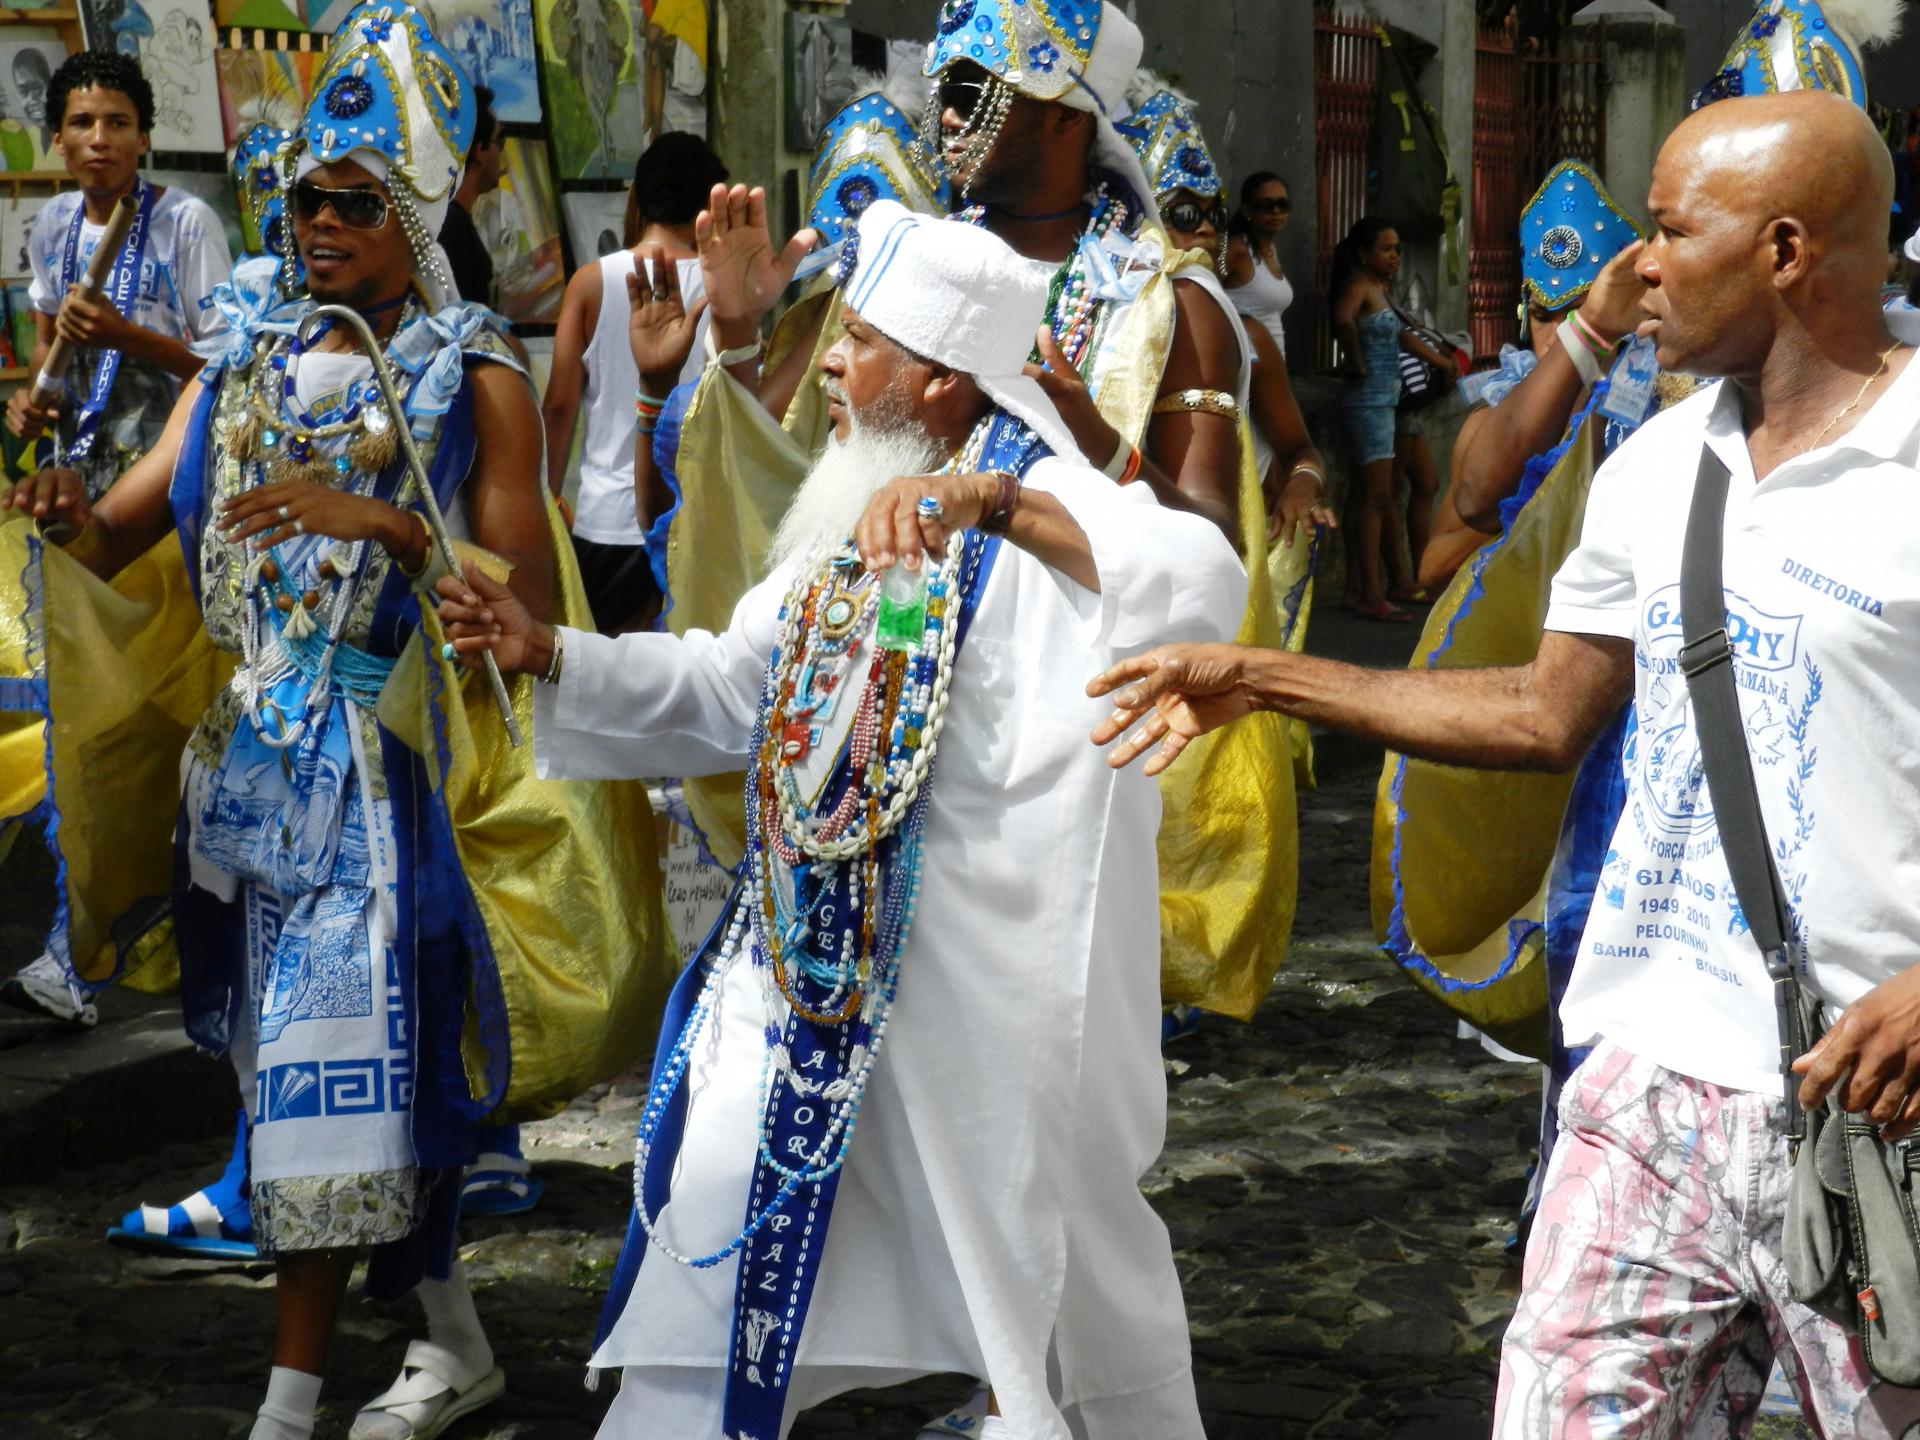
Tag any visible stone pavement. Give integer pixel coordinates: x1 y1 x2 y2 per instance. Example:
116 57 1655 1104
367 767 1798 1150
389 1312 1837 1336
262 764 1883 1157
0 603 1816 1440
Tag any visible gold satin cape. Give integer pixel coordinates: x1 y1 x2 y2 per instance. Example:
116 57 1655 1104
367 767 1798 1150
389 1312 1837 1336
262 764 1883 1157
0 489 675 1122
1367 410 1607 1060
660 231 1305 1020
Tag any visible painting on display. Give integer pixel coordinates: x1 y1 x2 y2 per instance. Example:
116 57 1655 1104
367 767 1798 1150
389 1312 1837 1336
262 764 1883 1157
636 0 707 144
214 48 314 148
78 0 225 154
2 192 57 279
534 0 642 180
423 0 540 124
784 11 854 151
0 30 65 172
561 189 626 266
475 137 563 323
149 168 247 261
214 0 306 29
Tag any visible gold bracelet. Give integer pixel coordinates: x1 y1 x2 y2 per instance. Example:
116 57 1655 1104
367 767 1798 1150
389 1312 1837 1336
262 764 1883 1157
396 510 432 578
1152 388 1241 420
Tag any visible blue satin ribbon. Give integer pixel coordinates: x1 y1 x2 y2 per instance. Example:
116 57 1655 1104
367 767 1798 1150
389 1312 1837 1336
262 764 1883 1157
58 178 157 465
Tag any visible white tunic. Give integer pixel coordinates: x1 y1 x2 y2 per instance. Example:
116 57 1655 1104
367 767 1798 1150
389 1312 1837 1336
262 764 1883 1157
534 457 1245 1440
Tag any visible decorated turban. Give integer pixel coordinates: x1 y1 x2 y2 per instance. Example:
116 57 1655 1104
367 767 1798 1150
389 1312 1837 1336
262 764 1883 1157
293 1 477 302
923 0 1160 224
1693 0 1904 110
232 122 303 294
842 198 1079 461
798 90 952 281
1118 90 1222 202
1519 160 1641 312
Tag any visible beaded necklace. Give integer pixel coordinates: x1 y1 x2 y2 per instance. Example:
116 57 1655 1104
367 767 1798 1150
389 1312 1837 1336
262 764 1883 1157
225 301 422 748
628 419 994 1270
958 174 1129 367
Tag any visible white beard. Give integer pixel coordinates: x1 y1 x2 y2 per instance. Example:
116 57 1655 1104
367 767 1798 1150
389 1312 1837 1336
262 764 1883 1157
767 414 949 570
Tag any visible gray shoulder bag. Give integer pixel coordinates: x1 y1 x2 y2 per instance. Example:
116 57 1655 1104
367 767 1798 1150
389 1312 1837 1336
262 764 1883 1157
1680 445 1920 1387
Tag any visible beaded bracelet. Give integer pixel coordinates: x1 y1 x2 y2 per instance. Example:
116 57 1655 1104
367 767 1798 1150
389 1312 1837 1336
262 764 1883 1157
1558 319 1605 387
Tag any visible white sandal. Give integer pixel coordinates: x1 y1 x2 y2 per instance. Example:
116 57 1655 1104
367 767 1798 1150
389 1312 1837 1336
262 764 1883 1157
348 1339 504 1440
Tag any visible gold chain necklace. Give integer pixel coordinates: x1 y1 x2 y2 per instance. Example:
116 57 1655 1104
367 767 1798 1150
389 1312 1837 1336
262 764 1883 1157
1804 342 1902 455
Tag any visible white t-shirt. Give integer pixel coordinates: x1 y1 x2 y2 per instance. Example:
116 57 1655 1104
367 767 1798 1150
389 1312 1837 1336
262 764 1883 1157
572 249 707 545
27 185 232 495
27 185 230 342
1545 347 1920 1094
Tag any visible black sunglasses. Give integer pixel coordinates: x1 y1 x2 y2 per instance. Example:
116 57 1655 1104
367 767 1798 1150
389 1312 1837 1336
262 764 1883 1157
290 180 390 230
1247 196 1292 214
938 77 988 121
1164 200 1228 234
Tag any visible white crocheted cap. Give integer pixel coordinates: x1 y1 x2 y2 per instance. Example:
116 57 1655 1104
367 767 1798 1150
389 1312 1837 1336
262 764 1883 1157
844 199 1081 462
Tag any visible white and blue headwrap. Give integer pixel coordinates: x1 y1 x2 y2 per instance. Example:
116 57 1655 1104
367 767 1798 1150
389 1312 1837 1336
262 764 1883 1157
232 123 303 296
798 90 952 282
1520 160 1641 312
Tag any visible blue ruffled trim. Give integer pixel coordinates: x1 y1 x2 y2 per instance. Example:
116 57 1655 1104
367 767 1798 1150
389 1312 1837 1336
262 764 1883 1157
643 380 696 625
1378 379 1614 997
3 530 75 985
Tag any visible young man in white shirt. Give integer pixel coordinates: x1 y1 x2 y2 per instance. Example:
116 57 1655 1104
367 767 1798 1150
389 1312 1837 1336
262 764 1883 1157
1092 91 1920 1438
1 48 230 1029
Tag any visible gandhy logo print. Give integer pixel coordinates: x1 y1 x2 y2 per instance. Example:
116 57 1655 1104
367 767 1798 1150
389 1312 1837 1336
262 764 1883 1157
1641 585 1802 672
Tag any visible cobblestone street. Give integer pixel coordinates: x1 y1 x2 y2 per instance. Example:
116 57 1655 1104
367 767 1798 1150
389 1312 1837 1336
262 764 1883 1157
0 615 1813 1439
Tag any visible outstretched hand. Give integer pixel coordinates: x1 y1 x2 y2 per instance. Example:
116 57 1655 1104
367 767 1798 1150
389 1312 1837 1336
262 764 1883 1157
1023 325 1122 473
627 244 708 394
695 183 817 345
1793 964 1920 1139
434 560 548 676
1087 643 1258 775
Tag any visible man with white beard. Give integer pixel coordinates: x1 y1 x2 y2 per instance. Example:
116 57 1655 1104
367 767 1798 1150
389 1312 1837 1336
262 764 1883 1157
435 200 1244 1440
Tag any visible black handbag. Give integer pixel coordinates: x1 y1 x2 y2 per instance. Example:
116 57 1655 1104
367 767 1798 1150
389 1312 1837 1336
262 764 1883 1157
1680 445 1920 1387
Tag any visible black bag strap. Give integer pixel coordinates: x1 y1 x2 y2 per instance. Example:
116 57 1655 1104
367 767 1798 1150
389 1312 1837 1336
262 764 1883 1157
1677 443 1809 1139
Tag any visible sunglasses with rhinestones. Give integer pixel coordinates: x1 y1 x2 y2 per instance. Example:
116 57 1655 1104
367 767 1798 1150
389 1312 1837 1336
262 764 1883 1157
289 180 390 230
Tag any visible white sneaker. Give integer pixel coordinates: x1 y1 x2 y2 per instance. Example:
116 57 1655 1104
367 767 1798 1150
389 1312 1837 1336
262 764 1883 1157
1 952 98 1027
915 1385 991 1437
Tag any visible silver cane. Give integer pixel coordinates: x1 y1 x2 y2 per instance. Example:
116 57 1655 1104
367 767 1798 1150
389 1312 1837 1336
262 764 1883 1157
299 304 523 748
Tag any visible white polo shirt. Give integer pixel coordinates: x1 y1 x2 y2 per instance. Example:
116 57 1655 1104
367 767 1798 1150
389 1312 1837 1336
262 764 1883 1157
1545 344 1920 1094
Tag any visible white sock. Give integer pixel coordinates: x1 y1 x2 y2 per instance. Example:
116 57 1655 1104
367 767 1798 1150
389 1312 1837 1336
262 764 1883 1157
250 1365 322 1440
417 1263 492 1377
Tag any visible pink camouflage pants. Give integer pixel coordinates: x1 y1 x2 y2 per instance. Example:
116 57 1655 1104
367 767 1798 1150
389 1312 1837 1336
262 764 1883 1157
1494 1041 1920 1439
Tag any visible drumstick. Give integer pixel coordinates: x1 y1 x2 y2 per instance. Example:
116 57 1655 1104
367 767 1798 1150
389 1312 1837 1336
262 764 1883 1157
30 192 140 411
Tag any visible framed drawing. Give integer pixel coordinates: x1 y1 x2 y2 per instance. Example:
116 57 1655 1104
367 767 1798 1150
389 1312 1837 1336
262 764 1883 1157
561 189 627 266
214 47 313 148
534 0 642 180
785 12 854 152
78 0 225 154
475 138 563 323
0 30 64 173
637 0 706 144
428 0 540 124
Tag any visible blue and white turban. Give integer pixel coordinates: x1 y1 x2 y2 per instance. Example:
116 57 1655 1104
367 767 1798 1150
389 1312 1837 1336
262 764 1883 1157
1693 0 1903 109
1520 160 1641 312
1119 91 1222 202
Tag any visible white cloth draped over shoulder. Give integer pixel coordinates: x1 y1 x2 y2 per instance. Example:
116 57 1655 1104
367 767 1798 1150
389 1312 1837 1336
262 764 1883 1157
534 456 1245 1440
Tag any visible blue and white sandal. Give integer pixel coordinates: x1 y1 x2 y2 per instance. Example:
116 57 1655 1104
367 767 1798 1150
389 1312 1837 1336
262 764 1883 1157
459 1124 544 1218
106 1109 259 1260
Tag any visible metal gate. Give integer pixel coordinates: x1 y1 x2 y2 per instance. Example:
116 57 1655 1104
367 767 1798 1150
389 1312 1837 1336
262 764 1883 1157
1468 18 1606 360
1313 4 1381 369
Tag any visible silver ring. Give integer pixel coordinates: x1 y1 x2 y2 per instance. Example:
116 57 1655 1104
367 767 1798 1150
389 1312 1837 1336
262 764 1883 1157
653 289 669 302
292 519 304 536
917 495 945 522
277 504 292 522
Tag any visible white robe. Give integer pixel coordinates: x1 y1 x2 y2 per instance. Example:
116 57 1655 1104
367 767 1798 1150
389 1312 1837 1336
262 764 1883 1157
534 457 1246 1440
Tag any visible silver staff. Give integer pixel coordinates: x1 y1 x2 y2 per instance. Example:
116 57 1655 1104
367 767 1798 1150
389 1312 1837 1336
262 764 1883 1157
299 303 523 747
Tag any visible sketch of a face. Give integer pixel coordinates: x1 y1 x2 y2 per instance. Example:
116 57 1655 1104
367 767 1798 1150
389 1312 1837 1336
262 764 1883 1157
14 50 49 128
